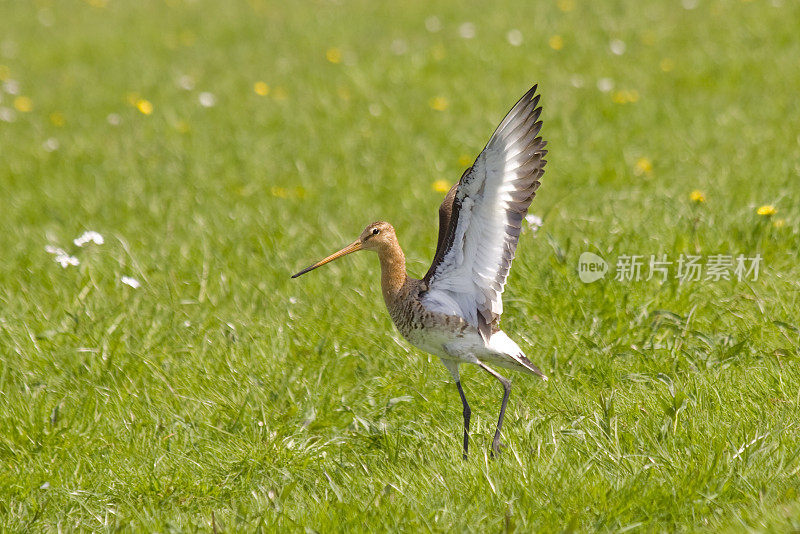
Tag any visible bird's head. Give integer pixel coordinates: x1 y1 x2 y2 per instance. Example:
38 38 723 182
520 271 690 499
357 221 395 252
291 221 395 278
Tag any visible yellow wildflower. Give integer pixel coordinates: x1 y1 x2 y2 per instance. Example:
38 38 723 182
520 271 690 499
14 96 33 112
612 90 640 104
267 186 304 198
136 99 153 115
660 58 675 72
254 81 270 96
326 48 342 64
689 190 705 203
458 154 472 167
634 157 652 176
757 205 776 216
773 218 785 228
432 180 451 193
431 45 446 61
557 0 575 12
429 96 448 111
0 65 9 81
549 35 564 51
271 186 289 198
49 112 65 126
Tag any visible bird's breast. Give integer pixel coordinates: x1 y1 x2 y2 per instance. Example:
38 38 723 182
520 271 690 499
386 294 476 358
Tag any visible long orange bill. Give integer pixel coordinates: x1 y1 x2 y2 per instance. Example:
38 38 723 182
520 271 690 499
291 240 362 278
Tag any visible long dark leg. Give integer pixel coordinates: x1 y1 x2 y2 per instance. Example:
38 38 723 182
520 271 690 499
455 381 471 459
479 362 511 457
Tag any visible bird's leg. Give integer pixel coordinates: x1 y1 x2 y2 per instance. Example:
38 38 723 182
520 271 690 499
479 362 511 457
455 381 471 459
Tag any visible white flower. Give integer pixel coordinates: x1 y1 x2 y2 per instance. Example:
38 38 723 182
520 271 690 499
458 22 476 39
525 213 543 233
73 230 104 247
57 254 79 267
55 253 79 268
198 92 216 107
609 39 626 56
178 74 195 91
390 39 408 55
45 245 79 266
0 107 15 123
425 16 442 33
597 77 614 93
43 138 59 152
106 113 121 126
2 80 20 95
121 276 141 288
506 29 523 47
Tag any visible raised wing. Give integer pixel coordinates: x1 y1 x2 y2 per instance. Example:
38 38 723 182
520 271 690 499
422 85 547 341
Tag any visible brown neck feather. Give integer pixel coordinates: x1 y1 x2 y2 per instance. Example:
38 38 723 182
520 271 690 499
377 238 407 306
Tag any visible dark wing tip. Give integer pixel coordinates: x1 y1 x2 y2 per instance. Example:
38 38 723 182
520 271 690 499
490 84 544 143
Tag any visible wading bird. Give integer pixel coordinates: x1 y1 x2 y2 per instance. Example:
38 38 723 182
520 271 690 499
292 86 547 457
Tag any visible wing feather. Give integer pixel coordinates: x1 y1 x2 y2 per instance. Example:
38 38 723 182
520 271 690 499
422 85 547 340
424 180 460 283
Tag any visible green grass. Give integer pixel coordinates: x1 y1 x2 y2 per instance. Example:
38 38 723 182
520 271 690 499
1 0 799 531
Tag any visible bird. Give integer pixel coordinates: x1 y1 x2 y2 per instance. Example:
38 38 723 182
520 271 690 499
292 85 547 458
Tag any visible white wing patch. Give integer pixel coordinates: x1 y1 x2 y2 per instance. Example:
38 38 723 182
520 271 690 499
422 86 547 340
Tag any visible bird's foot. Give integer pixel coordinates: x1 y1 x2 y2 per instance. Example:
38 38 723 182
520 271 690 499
490 439 505 459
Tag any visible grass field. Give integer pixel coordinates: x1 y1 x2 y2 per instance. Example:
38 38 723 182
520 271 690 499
2 0 799 531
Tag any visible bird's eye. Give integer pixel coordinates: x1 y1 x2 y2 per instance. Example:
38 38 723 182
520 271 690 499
372 228 380 235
